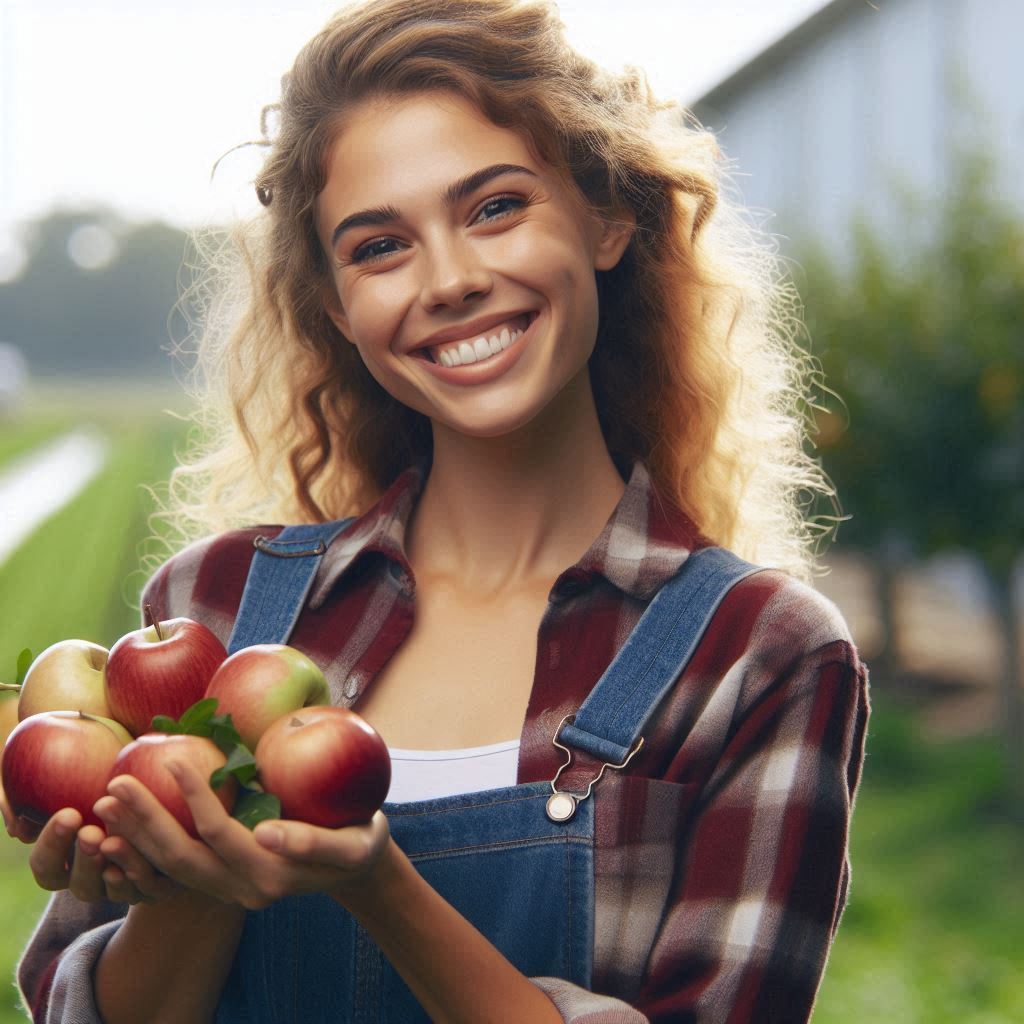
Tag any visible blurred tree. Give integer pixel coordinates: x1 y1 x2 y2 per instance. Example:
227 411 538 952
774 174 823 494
802 151 1024 803
0 208 187 378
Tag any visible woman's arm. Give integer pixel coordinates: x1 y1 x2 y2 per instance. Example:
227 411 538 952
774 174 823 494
631 642 869 1022
95 762 568 1024
93 889 245 1024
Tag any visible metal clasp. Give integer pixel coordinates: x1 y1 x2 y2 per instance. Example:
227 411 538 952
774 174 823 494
253 535 327 558
545 714 644 823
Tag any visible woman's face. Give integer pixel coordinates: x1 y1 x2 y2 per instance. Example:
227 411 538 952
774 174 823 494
316 91 631 440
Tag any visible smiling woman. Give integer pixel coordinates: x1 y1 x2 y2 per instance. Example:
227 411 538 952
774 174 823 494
9 2 868 1023
317 93 631 442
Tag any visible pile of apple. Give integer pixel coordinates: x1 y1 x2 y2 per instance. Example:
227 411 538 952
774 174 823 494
1 614 390 839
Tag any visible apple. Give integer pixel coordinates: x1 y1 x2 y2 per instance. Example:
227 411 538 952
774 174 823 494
110 733 237 838
1 711 132 830
204 644 331 749
254 706 390 828
0 696 18 748
106 617 227 736
16 639 113 722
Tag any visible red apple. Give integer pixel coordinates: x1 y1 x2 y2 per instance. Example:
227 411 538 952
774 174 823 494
106 617 227 736
204 644 331 749
110 733 236 838
254 707 390 828
1 711 132 830
17 639 113 721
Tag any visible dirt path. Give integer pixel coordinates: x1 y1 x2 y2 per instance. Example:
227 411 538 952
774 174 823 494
0 429 109 567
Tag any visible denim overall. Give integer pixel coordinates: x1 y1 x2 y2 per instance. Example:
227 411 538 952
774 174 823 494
214 522 760 1023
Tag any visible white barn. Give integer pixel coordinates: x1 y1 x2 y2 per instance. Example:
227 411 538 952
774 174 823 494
691 0 1024 262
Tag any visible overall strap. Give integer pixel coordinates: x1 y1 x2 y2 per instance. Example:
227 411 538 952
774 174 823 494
560 547 764 764
227 520 355 654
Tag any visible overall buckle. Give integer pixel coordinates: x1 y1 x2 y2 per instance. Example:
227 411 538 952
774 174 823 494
545 714 644 823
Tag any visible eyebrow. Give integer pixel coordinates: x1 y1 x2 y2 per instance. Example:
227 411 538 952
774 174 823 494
330 163 538 250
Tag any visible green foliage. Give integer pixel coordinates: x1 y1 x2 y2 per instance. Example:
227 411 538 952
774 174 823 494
152 699 281 828
0 208 188 379
0 413 184 672
802 151 1024 575
813 696 1024 1023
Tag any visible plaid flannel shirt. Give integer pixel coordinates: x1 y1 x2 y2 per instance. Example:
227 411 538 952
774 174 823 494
18 461 869 1023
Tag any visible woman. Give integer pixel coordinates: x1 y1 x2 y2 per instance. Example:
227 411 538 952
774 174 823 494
10 1 869 1021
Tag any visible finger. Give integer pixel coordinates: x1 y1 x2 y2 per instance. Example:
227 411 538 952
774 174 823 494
27 810 82 890
102 774 223 889
167 760 251 853
254 811 391 872
99 834 177 903
67 829 110 903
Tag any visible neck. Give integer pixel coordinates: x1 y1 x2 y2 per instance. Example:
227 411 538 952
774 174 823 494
407 369 626 593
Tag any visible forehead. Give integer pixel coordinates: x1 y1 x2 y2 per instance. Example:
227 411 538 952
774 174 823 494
316 92 549 236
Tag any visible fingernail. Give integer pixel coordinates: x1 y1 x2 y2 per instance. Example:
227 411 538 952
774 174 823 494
53 823 70 840
167 762 183 781
256 825 283 851
107 782 130 803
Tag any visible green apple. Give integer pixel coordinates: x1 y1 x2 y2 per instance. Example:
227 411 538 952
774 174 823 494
204 644 331 749
17 639 114 722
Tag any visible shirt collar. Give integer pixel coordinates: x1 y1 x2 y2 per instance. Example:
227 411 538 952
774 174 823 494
308 459 701 608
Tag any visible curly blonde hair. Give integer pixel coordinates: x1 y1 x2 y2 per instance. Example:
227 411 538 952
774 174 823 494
164 0 832 578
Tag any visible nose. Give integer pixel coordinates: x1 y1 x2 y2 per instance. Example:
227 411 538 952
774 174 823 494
418 235 492 310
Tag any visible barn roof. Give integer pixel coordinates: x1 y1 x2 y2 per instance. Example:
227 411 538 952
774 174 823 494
692 0 865 111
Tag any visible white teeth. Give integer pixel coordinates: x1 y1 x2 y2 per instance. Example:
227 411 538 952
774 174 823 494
427 318 530 367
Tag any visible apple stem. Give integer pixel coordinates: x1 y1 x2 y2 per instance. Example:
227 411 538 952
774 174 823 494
144 604 164 641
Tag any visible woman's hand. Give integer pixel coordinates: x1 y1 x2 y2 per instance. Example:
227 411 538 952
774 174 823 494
1 784 174 906
95 759 391 911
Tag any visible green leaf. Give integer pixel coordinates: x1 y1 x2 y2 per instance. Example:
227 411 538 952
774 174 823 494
210 743 258 789
178 698 219 734
150 714 184 734
15 648 33 687
207 714 244 756
232 789 282 830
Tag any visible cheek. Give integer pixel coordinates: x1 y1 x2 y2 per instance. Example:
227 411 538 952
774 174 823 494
339 276 411 353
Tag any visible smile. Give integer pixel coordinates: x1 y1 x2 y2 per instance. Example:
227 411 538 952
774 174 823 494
416 313 534 367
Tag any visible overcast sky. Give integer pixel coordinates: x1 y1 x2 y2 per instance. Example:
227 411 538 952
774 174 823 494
0 0 828 269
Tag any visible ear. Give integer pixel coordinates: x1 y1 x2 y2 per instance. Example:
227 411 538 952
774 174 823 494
593 209 635 272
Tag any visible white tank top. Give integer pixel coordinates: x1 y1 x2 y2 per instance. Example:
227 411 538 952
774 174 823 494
386 739 521 803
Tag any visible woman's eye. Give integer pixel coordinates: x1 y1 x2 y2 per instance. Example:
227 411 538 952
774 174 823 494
351 237 402 264
475 196 524 223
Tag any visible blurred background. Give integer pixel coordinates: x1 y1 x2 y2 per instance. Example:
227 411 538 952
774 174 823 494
1 0 1021 1020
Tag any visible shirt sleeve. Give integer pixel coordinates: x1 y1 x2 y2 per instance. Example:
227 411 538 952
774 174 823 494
532 977 649 1023
16 892 127 1024
635 640 869 1023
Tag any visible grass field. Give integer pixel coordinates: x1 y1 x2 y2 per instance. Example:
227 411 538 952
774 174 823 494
0 385 187 1021
0 387 1021 1022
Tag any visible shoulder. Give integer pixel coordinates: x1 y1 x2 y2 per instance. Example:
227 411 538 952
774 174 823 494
693 561 865 695
141 526 283 647
733 568 857 657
